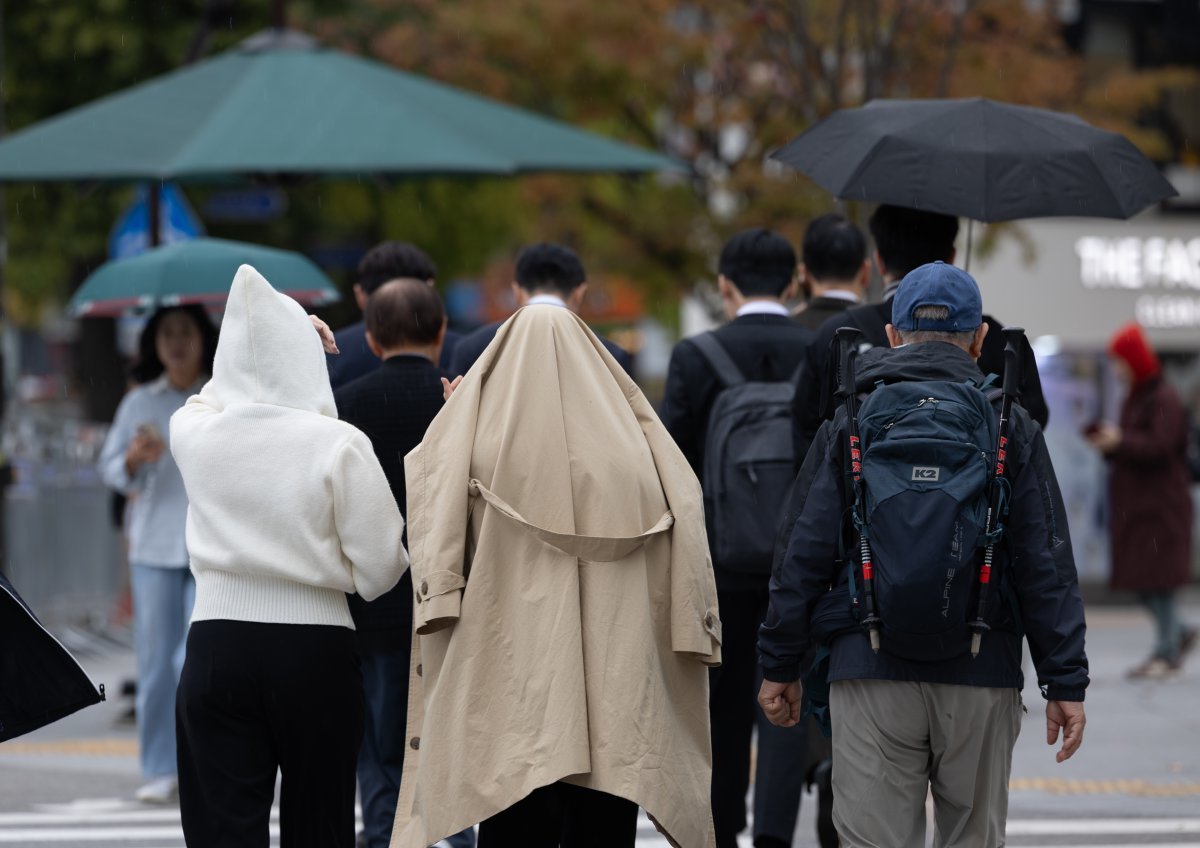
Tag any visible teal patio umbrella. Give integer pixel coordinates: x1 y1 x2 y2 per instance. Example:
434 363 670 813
68 237 340 317
0 30 675 181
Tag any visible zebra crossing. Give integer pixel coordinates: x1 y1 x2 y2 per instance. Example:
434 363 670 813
0 803 1197 847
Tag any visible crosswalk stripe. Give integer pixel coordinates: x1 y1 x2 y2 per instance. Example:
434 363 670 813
1009 845 1200 848
3 812 1199 845
1007 818 1200 835
0 825 210 843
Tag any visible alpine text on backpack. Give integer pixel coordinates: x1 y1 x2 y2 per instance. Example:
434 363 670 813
692 332 802 575
834 327 1023 662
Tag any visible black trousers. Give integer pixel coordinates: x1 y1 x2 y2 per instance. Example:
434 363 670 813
177 620 364 848
477 783 638 848
710 585 807 848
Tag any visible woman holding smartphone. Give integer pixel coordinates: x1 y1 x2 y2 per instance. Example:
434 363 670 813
97 304 217 803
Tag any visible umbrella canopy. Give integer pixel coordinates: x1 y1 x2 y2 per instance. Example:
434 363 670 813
0 572 104 742
771 97 1178 222
68 237 340 317
0 30 674 181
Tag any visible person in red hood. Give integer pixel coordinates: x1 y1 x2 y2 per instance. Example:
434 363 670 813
1088 323 1196 679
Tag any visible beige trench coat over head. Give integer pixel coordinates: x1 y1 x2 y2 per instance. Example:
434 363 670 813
392 305 721 848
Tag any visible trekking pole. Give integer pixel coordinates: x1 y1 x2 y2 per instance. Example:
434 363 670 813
970 327 1024 658
835 327 881 653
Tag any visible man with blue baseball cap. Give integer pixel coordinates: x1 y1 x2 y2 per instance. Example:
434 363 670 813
757 261 1089 847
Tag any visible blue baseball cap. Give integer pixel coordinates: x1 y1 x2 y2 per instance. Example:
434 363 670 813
892 261 983 332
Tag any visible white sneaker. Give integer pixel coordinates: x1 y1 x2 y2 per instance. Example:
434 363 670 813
135 776 178 804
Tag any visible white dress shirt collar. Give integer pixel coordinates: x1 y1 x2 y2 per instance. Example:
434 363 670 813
735 301 791 319
527 294 568 308
817 289 860 304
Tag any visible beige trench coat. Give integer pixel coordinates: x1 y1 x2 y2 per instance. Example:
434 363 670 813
392 305 721 848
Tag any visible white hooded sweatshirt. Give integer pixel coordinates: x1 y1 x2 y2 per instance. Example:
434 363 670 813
171 265 408 628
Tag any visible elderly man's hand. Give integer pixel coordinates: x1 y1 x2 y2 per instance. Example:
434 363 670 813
758 679 802 727
441 375 464 402
1046 700 1086 763
308 315 339 355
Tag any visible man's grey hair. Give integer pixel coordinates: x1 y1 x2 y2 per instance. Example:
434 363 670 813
898 305 979 348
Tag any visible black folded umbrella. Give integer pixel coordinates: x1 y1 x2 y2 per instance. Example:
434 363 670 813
0 572 105 743
771 97 1178 222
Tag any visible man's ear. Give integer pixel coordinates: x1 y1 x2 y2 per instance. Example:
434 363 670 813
365 330 383 359
969 322 989 360
717 275 736 300
566 282 588 312
353 283 368 312
782 277 800 301
885 324 905 349
430 317 448 364
511 281 529 308
947 247 957 265
855 259 871 289
872 250 886 279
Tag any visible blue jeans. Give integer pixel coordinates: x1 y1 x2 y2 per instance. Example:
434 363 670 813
357 630 475 848
131 563 194 779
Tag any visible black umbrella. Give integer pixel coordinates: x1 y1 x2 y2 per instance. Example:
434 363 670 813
771 97 1178 222
0 572 105 742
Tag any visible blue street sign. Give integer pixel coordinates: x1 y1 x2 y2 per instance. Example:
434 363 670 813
108 183 204 260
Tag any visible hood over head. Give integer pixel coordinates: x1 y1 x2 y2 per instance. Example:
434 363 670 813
1109 322 1160 384
208 264 336 416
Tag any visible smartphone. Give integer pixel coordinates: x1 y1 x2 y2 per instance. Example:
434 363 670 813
136 423 163 443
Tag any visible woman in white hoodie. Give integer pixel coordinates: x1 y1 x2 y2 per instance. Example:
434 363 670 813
170 265 408 848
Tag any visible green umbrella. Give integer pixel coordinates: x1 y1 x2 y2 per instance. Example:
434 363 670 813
0 30 675 180
68 237 340 317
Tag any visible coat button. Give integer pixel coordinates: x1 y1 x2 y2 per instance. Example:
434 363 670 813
420 580 429 596
416 664 423 677
704 613 714 629
410 737 420 750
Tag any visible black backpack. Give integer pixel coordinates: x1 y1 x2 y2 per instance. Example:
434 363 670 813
692 333 800 575
851 377 1005 662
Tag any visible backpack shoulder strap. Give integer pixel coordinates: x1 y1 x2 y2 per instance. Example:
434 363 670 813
691 332 746 389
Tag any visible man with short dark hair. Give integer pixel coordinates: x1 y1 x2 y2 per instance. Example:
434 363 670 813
328 241 461 389
449 242 633 377
759 262 1088 848
791 205 1048 465
335 279 472 848
793 214 868 331
662 228 812 848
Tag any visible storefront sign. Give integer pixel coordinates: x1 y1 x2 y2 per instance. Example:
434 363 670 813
1075 236 1200 328
1075 236 1200 291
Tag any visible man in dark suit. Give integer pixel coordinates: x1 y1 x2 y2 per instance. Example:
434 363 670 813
335 280 473 848
328 241 462 390
449 242 634 378
792 213 868 331
661 229 812 848
792 205 1049 465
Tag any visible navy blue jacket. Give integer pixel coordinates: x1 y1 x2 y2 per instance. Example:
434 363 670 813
760 342 1089 701
335 355 446 631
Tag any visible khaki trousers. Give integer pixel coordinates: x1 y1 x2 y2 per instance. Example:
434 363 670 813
829 679 1023 848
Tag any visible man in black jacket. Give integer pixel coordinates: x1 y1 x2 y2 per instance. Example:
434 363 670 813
449 242 634 378
792 214 868 332
327 241 461 389
661 229 812 848
335 280 473 848
792 205 1049 466
759 263 1087 847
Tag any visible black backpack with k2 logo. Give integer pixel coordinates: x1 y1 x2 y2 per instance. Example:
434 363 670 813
852 376 1005 662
